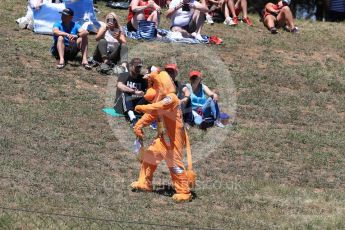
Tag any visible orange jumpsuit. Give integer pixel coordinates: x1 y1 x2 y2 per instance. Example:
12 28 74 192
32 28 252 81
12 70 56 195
131 71 192 202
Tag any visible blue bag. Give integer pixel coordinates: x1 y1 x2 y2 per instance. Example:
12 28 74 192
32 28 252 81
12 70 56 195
137 20 157 40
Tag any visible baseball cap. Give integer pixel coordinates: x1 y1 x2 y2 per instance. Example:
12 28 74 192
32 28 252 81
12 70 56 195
189 70 202 78
164 64 178 72
60 8 74 16
130 58 143 67
282 0 291 5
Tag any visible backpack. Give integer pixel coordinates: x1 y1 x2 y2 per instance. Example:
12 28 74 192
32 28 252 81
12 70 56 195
199 117 215 130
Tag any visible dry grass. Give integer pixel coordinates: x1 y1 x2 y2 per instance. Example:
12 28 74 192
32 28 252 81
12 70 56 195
1 0 345 229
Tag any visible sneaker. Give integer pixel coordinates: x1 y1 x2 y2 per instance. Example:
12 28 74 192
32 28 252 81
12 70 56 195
231 16 239 26
290 27 299 33
242 17 253 26
215 120 225 128
191 32 205 42
206 15 214 25
223 17 233 26
269 27 277 34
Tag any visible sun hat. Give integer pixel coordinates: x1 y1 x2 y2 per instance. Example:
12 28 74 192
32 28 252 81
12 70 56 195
189 70 202 78
164 64 178 73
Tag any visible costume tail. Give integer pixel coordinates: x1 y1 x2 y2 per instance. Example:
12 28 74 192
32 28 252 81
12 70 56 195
184 129 196 188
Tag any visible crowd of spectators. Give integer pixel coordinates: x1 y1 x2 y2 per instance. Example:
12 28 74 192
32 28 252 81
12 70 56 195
16 0 345 128
113 59 225 129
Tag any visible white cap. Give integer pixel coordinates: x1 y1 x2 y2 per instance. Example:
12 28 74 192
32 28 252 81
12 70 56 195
150 66 159 72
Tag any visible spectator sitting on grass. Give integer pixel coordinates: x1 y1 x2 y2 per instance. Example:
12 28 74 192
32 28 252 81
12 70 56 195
127 0 161 32
263 0 298 34
183 70 224 128
204 0 232 25
166 0 209 40
226 0 253 26
52 8 92 69
93 12 128 73
164 64 193 127
114 58 148 126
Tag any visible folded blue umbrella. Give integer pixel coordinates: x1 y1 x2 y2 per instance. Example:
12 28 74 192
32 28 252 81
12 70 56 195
102 107 125 117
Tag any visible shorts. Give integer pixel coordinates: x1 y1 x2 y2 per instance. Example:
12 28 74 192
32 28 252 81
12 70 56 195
171 19 197 33
210 9 225 23
51 43 79 60
127 21 137 32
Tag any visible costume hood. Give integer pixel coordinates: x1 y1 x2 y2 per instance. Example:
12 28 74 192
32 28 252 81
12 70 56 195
144 71 176 102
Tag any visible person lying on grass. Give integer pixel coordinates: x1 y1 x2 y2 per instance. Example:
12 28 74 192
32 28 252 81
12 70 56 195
262 0 298 34
51 8 91 70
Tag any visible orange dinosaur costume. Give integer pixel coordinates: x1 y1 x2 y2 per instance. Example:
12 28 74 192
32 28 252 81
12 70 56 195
131 70 195 202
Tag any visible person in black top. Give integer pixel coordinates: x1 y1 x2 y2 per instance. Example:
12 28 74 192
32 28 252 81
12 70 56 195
114 58 148 125
164 63 193 127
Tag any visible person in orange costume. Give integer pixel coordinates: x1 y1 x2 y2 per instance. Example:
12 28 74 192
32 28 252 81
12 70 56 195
131 70 194 202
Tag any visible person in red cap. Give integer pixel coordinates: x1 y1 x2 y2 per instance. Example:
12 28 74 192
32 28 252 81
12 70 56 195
183 70 224 128
165 64 193 126
164 64 184 99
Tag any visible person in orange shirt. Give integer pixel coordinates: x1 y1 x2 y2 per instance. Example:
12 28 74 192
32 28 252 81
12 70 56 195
127 0 161 32
263 0 298 34
131 70 195 203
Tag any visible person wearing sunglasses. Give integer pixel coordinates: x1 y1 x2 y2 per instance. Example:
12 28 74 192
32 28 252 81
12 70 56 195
93 12 128 73
263 0 298 34
114 58 148 126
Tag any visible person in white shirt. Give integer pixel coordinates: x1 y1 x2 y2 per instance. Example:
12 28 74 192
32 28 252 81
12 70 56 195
93 12 128 71
17 0 44 29
166 0 209 40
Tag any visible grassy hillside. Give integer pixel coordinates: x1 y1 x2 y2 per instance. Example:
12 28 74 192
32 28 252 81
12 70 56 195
1 0 345 229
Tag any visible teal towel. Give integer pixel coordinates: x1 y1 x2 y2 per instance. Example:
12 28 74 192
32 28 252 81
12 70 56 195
102 107 125 117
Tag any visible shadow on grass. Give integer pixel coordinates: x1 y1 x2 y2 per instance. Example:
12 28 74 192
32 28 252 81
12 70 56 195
132 184 198 200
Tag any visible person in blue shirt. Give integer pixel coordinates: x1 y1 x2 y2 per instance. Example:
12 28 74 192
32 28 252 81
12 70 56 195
52 8 91 69
184 70 224 128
